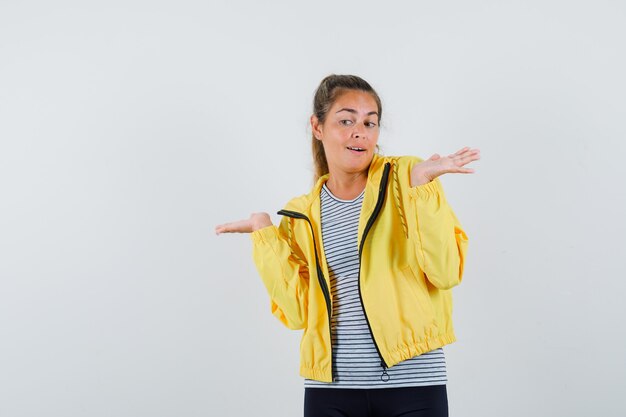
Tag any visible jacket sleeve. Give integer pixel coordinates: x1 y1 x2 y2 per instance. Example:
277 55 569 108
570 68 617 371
405 160 469 290
250 216 310 330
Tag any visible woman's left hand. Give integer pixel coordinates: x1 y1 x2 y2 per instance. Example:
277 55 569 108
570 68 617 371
410 147 481 186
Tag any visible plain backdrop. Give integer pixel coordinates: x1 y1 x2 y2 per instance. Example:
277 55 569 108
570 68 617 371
1 1 625 416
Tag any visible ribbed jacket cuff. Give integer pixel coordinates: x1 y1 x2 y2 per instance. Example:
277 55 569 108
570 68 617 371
407 178 443 199
250 224 279 244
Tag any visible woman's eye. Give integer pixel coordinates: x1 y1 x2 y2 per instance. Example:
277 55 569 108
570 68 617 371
340 120 377 127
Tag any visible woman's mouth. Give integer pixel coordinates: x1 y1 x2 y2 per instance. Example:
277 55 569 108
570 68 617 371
347 146 366 153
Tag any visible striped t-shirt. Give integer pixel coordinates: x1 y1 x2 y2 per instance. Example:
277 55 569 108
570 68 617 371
304 182 447 389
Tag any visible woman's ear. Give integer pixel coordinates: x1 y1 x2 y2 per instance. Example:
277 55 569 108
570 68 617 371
310 115 323 140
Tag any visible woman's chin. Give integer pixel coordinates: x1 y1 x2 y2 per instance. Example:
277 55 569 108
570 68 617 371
341 157 373 173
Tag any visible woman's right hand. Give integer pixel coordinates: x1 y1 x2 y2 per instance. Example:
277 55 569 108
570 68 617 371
215 212 273 235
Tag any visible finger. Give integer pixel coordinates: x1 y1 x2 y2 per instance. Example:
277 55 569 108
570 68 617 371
451 151 480 167
462 152 480 162
458 148 479 158
215 220 245 234
448 147 468 158
466 151 481 162
452 146 470 157
456 147 479 157
215 224 230 234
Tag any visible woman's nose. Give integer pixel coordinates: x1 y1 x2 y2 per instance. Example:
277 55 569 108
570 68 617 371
352 125 366 139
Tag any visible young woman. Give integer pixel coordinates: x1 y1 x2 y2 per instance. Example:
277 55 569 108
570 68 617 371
216 74 480 417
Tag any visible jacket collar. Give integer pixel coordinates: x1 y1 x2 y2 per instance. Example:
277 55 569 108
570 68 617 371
282 152 388 215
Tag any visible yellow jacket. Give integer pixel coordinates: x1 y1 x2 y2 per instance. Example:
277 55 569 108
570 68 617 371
250 153 469 383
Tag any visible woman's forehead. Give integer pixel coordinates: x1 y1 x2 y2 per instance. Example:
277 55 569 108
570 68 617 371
331 91 378 115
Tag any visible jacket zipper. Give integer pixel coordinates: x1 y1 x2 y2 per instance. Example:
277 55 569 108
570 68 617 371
357 162 392 382
277 161 392 383
275 208 335 381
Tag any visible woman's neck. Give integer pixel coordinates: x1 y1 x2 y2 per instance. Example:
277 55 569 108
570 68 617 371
325 171 368 201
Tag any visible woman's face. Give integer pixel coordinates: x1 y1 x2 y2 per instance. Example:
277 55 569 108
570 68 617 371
312 89 380 177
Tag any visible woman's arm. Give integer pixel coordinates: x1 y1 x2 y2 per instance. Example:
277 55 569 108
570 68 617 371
216 213 309 330
407 177 469 290
404 147 479 290
250 217 310 330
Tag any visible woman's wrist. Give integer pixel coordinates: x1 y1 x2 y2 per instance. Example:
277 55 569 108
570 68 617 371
410 174 432 187
252 214 273 231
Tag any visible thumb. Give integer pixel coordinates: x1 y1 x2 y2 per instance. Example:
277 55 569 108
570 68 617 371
429 153 441 161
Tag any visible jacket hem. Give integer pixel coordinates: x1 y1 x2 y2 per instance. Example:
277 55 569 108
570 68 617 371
300 365 332 383
386 332 457 367
299 332 457 383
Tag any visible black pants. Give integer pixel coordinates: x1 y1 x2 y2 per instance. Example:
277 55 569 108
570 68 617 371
304 385 448 417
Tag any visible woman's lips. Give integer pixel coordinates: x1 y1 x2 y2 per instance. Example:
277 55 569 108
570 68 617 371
347 146 366 153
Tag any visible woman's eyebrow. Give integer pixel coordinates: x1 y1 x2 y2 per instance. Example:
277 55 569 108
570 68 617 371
335 108 379 117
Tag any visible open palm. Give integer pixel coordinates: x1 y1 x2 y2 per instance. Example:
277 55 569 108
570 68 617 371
215 212 272 235
411 147 480 186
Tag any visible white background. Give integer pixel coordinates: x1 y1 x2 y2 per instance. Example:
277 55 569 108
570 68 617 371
1 1 625 416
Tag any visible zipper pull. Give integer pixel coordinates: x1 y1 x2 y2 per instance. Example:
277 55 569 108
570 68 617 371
380 360 390 382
